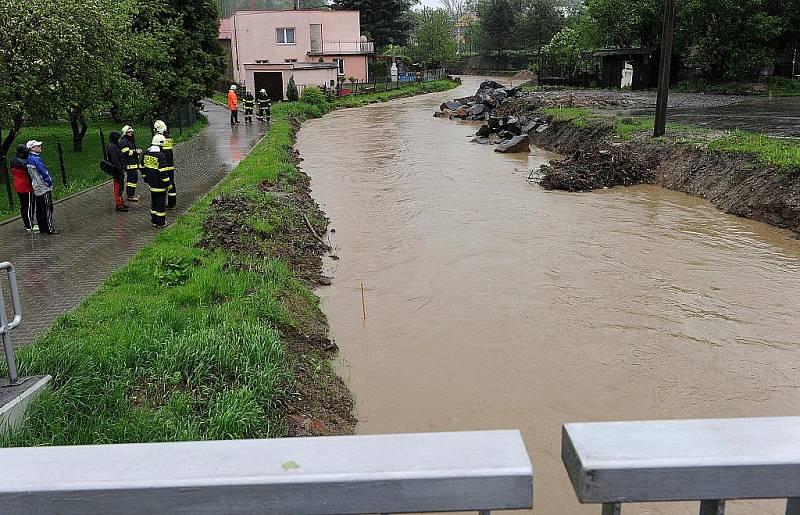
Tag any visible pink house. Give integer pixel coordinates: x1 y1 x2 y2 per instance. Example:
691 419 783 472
219 10 375 100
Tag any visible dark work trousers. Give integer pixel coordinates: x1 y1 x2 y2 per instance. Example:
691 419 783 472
230 109 239 125
245 108 253 124
35 191 56 234
126 167 140 198
113 172 126 208
150 188 167 226
166 171 177 209
17 192 35 230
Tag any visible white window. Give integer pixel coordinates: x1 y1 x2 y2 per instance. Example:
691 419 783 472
334 58 345 75
276 27 295 44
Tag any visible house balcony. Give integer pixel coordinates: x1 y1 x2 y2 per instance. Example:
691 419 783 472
308 40 375 56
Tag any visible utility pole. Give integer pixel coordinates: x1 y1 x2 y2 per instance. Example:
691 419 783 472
654 0 677 137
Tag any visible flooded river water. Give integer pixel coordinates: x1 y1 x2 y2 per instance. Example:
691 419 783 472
297 77 800 515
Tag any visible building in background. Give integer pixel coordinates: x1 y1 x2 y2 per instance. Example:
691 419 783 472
219 9 375 99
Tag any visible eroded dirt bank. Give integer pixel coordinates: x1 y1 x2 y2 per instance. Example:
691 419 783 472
201 117 356 437
531 119 800 234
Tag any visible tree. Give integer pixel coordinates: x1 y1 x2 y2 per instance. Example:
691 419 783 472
474 0 518 52
287 76 299 101
583 0 662 48
442 0 470 21
679 0 788 79
0 0 121 160
332 0 416 48
407 9 458 68
515 0 564 50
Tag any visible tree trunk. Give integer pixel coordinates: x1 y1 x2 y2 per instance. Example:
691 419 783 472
0 114 23 164
110 104 122 123
68 108 89 152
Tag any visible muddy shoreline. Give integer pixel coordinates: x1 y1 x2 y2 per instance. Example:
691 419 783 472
201 116 356 437
530 119 800 235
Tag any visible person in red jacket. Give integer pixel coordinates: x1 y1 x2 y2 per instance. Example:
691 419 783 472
10 143 36 232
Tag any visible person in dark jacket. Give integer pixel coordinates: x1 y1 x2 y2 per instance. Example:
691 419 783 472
153 120 176 209
106 131 129 212
143 134 169 228
119 125 142 202
10 144 35 232
257 89 271 122
243 91 255 124
26 140 59 235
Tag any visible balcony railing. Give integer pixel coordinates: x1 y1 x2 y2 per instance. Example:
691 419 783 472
562 417 800 515
0 430 533 514
309 40 375 55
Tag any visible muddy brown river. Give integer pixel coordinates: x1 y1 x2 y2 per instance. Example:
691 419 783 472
297 77 800 515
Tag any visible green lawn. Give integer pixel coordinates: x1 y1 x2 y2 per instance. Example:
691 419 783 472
1 116 207 223
1 79 459 447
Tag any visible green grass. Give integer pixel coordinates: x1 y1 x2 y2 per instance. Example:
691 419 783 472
539 107 596 128
708 131 800 169
2 79 459 447
0 116 208 223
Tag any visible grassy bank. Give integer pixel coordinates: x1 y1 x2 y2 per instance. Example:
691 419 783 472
2 78 458 446
538 108 800 170
0 117 208 223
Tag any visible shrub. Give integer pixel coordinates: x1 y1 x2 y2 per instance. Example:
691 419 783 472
286 75 299 101
369 60 390 80
300 86 328 107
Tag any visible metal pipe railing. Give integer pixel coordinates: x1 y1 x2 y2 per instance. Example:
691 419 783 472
0 262 22 385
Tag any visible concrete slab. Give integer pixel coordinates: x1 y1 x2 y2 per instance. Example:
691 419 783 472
0 375 51 436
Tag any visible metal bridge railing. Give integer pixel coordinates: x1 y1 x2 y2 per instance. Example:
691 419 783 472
0 262 22 386
0 430 533 514
562 417 800 515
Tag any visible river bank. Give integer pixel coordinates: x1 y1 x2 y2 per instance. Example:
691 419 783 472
439 82 800 235
2 79 459 446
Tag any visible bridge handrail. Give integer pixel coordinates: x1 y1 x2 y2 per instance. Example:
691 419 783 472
0 430 533 515
562 417 800 514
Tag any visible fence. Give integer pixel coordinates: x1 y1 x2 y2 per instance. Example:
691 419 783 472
0 430 533 514
562 417 800 514
0 103 200 214
323 68 449 98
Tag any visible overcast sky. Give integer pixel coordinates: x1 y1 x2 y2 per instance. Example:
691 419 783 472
415 0 444 9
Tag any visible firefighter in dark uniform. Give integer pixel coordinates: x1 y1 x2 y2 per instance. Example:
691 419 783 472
257 89 271 122
243 91 255 125
143 134 169 228
154 120 176 209
119 125 142 202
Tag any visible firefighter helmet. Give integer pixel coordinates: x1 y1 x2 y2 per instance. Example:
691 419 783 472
153 120 167 133
230 84 237 91
152 134 166 147
122 125 134 134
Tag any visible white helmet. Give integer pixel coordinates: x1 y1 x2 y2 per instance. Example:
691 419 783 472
122 125 134 134
153 120 167 133
230 84 237 91
259 88 266 94
152 134 166 147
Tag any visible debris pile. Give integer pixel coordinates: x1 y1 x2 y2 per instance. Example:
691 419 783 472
538 147 655 192
435 80 551 153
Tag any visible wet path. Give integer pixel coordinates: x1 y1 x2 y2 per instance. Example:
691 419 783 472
628 96 800 137
298 77 800 515
0 101 266 346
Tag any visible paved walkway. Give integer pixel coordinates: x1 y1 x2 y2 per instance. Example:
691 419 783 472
1 101 267 347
